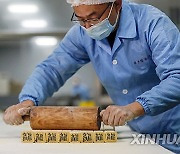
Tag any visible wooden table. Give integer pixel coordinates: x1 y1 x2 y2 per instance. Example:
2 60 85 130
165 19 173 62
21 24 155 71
0 113 172 154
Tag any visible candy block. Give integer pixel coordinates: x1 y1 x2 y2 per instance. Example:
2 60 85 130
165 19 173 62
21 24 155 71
57 131 70 143
69 131 81 143
46 131 58 143
80 131 94 143
94 131 105 143
21 131 34 143
104 131 117 142
33 131 46 143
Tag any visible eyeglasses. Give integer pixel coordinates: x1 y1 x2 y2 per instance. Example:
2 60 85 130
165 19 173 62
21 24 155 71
71 3 112 26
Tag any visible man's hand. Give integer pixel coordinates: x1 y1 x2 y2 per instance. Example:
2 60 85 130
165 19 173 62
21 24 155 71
3 100 34 126
100 102 145 126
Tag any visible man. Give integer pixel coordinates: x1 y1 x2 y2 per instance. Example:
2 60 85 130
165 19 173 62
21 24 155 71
3 0 180 152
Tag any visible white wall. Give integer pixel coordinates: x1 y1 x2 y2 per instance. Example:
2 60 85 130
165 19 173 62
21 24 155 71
0 38 99 97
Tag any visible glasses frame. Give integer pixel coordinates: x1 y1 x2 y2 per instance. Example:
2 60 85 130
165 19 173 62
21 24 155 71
71 3 112 26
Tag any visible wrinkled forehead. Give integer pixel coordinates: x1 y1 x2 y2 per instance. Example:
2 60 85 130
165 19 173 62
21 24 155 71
67 0 116 6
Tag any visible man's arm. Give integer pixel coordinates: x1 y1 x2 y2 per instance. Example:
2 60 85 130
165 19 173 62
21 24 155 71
19 25 90 106
4 25 90 125
136 12 180 115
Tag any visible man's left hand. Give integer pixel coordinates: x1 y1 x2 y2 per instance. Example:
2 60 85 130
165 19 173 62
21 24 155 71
100 102 145 126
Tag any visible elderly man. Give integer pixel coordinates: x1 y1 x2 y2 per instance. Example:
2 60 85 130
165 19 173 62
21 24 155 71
3 0 180 152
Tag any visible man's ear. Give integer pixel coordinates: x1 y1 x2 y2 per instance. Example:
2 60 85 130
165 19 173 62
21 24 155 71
115 0 122 12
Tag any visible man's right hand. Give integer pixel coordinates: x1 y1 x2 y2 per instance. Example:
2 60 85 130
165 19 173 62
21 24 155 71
3 100 34 126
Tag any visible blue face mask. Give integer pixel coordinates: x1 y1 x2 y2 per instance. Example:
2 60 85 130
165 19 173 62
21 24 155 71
83 2 119 40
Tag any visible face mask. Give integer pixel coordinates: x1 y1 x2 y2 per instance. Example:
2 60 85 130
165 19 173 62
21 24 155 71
83 2 119 40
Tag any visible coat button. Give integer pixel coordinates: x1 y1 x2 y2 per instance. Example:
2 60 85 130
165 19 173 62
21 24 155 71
112 60 118 65
122 89 128 94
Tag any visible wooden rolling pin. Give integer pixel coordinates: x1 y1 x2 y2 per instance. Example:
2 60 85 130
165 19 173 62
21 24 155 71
23 106 101 130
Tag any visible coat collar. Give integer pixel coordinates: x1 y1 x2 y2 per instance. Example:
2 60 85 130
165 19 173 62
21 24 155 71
116 0 137 39
95 1 138 55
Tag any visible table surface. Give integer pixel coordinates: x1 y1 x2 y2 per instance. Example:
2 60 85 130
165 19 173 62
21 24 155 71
0 113 172 154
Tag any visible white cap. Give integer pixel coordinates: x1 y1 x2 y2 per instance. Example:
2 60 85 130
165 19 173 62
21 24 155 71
67 0 116 6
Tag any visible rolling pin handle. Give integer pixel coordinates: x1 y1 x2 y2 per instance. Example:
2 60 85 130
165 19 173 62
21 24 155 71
18 107 31 121
22 115 30 121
